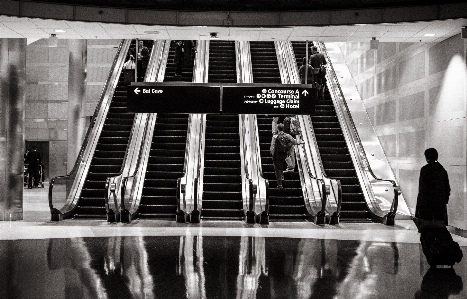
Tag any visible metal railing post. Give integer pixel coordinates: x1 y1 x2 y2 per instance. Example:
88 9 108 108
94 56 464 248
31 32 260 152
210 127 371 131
191 177 200 223
176 178 187 223
246 179 256 224
315 179 327 225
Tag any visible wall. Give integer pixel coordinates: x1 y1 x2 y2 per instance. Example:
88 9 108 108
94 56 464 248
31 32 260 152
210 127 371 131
0 38 26 220
25 39 119 179
341 35 467 228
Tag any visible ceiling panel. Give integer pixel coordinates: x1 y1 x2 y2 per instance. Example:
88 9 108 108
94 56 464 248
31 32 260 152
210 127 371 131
289 27 327 36
1 20 37 30
228 29 261 40
0 16 465 42
29 18 70 29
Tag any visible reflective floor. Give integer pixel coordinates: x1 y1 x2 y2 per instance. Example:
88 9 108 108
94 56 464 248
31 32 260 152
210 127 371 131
1 185 466 299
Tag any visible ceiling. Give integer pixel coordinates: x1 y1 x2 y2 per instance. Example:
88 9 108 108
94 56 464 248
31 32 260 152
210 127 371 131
0 15 466 44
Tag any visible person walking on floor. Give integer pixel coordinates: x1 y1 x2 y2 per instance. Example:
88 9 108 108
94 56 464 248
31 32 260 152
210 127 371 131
26 146 41 188
270 123 303 188
415 148 451 225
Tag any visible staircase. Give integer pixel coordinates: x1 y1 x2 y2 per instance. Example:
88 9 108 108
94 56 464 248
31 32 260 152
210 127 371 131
202 40 243 220
73 73 135 219
291 42 372 222
250 41 308 221
138 40 194 219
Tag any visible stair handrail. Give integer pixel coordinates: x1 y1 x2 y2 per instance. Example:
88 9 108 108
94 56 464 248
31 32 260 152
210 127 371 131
236 40 269 224
49 39 132 219
118 40 170 221
275 41 341 221
316 42 400 222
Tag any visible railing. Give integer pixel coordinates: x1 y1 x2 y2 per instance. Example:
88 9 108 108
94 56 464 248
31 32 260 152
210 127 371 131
236 40 269 224
317 42 401 224
275 40 342 224
49 39 131 220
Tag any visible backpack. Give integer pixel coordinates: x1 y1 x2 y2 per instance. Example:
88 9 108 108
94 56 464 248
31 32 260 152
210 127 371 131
275 134 290 154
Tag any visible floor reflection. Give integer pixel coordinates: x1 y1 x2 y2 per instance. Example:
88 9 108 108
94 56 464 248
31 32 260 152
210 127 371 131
0 236 464 298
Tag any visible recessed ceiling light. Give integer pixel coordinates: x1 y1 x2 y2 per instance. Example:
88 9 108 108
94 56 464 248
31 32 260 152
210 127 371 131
55 29 66 33
424 33 435 37
144 30 159 34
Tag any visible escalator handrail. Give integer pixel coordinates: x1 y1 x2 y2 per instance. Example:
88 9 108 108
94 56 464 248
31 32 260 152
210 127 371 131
49 39 131 217
187 40 209 216
104 40 162 218
239 114 252 216
237 40 269 218
317 42 399 218
277 41 340 217
286 41 342 214
118 40 170 219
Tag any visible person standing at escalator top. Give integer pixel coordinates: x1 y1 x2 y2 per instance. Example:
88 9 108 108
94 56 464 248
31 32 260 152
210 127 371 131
298 57 313 85
137 40 150 80
309 46 327 97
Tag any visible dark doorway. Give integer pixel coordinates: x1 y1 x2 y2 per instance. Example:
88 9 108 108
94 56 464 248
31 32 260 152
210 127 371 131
25 141 49 181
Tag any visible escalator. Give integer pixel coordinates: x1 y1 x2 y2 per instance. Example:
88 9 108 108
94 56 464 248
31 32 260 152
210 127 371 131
250 41 308 221
165 40 195 82
201 40 243 220
137 40 194 219
291 42 371 222
73 68 137 219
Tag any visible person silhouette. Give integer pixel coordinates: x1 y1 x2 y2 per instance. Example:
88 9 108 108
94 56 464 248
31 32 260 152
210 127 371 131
415 148 450 225
26 146 41 188
414 267 463 299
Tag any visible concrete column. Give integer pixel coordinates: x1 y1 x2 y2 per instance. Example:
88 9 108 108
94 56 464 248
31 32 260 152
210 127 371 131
0 39 26 221
67 40 87 173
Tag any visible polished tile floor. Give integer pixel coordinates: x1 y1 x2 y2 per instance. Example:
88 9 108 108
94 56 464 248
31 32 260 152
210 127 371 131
1 183 466 299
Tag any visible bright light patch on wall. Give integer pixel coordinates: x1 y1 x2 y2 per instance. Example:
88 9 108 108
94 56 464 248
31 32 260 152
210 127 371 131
55 29 66 33
429 54 466 156
424 33 435 37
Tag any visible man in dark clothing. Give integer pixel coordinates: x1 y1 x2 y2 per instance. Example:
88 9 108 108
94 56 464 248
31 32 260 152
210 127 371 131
137 40 150 80
309 46 327 97
298 57 313 85
270 123 302 188
415 148 451 225
174 40 195 76
26 146 41 188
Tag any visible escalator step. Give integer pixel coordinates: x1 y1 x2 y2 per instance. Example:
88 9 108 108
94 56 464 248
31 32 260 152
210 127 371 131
201 209 244 219
140 196 176 205
202 200 243 209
